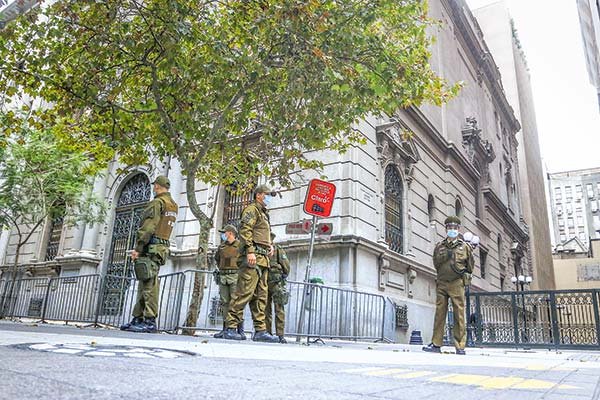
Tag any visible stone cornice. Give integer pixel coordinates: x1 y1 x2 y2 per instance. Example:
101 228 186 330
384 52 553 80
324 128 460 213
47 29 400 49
482 187 528 242
441 0 521 134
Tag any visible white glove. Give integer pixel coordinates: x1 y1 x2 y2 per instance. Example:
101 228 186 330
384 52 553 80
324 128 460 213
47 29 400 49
463 232 473 242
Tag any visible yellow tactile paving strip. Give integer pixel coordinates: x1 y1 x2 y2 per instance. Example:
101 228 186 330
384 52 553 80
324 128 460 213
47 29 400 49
342 367 579 391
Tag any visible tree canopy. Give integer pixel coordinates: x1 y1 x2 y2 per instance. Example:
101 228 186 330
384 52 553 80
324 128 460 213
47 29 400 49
0 0 460 226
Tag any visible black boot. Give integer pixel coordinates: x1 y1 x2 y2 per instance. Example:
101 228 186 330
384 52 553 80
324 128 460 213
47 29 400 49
237 323 247 341
278 335 287 344
120 317 142 331
223 327 243 340
128 317 157 333
252 330 279 343
214 323 226 338
422 343 441 353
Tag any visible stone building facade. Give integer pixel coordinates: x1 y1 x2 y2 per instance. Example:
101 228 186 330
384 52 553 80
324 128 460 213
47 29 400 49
472 1 555 290
0 0 534 343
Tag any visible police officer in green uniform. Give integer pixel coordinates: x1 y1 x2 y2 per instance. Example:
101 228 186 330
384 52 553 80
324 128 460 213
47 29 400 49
266 232 291 343
422 216 474 355
212 224 244 339
223 184 279 342
120 175 178 333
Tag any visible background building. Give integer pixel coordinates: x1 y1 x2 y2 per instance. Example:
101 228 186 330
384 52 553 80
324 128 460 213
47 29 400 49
547 167 600 251
553 238 600 290
472 1 555 290
577 0 600 111
0 0 539 343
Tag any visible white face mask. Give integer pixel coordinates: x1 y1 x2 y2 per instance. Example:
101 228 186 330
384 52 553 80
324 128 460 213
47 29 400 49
447 229 459 239
263 195 273 207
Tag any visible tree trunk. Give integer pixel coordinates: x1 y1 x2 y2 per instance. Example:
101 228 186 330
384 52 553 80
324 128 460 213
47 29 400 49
2 242 22 318
180 169 213 335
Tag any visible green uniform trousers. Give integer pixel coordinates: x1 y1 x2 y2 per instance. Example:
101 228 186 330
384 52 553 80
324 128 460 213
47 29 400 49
218 272 238 322
226 265 269 331
132 273 159 318
265 280 286 336
432 278 466 349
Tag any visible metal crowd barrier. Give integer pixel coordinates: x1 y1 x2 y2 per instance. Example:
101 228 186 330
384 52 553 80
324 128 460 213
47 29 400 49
467 289 600 350
172 270 390 342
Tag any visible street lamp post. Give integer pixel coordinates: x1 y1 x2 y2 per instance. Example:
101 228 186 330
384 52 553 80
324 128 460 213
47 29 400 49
511 275 533 343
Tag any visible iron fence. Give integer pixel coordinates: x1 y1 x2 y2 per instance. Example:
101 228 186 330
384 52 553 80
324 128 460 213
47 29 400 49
467 289 600 350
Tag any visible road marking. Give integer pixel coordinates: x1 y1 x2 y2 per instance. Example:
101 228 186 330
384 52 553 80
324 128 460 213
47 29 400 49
365 368 410 376
394 371 436 379
345 368 579 391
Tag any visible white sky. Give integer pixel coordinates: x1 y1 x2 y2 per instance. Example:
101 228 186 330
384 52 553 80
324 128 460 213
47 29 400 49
467 0 600 173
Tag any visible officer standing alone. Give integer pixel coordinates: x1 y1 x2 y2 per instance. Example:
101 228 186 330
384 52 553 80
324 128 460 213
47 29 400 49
422 216 474 355
121 175 178 333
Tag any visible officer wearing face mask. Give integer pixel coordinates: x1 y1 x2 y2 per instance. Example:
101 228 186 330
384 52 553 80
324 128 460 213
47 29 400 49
212 224 243 339
423 215 474 355
223 184 279 342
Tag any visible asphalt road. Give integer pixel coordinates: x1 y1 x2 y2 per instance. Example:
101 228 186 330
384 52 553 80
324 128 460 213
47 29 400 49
1 321 599 400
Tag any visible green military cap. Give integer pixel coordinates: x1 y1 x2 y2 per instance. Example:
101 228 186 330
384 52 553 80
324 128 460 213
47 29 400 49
153 175 171 189
444 215 461 225
254 184 276 196
218 224 238 234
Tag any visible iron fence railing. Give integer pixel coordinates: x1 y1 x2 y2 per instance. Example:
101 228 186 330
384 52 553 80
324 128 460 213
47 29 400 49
467 289 600 350
0 270 390 342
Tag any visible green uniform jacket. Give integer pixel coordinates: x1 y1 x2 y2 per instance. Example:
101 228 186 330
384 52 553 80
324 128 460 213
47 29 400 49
135 192 178 253
269 244 290 276
239 201 271 255
433 238 474 282
214 239 241 270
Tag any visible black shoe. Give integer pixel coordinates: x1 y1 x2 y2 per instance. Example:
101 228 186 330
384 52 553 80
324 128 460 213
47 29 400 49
213 330 224 338
455 348 466 355
252 330 279 343
223 328 243 340
128 317 157 333
278 335 287 344
120 317 142 331
422 343 441 353
237 323 247 341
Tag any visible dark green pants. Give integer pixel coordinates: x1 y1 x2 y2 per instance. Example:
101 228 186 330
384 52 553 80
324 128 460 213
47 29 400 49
132 255 161 318
432 278 466 349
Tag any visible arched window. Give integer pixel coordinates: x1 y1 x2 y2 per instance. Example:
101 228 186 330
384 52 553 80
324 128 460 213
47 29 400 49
455 197 463 220
103 173 151 315
384 165 403 253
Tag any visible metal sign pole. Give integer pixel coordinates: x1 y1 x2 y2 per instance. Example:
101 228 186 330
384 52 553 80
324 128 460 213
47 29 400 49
296 215 318 343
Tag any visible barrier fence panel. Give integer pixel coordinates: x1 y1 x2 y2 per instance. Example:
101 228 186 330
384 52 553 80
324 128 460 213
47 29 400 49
286 281 387 341
468 289 600 350
43 274 102 323
96 272 185 332
1 278 50 319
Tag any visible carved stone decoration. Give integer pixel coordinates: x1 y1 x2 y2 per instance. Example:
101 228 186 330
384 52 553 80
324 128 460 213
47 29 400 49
462 117 496 165
376 118 421 185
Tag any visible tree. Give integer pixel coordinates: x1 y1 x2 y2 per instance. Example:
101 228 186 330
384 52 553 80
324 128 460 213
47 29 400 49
0 125 106 316
0 0 460 329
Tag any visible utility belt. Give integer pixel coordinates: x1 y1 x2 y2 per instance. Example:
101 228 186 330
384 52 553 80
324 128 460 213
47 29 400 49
150 236 170 246
253 244 270 256
219 269 238 275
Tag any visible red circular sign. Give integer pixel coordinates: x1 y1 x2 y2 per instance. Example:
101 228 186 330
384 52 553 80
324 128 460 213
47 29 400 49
303 179 336 218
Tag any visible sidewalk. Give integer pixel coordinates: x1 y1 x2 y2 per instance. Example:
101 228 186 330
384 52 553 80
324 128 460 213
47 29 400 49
2 320 600 399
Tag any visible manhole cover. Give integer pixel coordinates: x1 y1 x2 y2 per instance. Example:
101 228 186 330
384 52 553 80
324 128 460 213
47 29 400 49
13 343 196 359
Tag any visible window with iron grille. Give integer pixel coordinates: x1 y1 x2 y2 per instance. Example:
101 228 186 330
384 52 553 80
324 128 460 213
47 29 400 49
480 248 488 279
222 184 255 229
44 214 64 261
384 165 403 254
